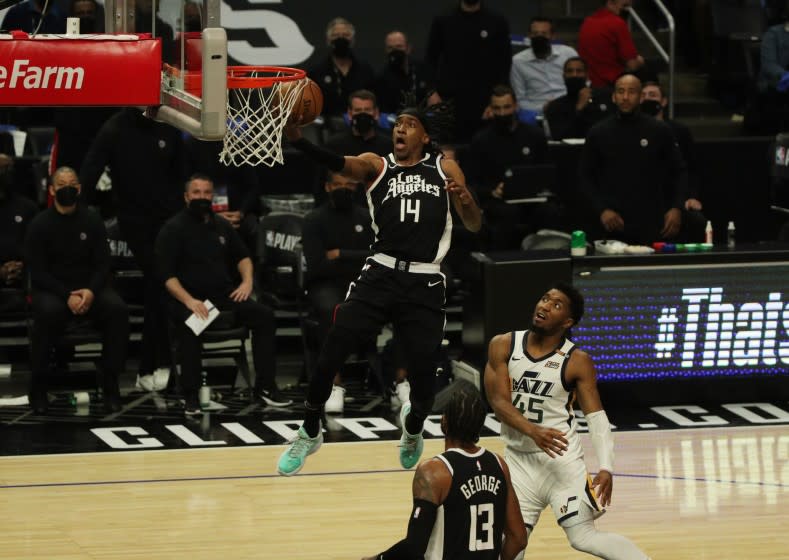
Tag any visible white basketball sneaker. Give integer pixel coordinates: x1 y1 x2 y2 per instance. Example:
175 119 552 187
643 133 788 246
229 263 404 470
324 385 345 414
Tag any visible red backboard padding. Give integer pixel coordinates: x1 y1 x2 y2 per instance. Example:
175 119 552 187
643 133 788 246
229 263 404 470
0 35 162 106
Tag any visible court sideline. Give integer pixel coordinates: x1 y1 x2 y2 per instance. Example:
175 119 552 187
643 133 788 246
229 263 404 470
1 424 786 559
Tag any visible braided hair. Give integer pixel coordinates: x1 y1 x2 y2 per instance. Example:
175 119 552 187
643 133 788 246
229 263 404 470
443 383 487 444
397 91 455 151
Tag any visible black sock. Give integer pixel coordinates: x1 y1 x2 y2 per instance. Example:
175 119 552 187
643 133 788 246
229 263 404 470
303 402 322 438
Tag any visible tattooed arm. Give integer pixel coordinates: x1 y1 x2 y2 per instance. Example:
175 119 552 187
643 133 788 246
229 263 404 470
361 459 451 560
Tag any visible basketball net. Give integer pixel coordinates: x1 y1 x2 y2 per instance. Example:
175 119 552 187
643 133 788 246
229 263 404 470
220 67 307 168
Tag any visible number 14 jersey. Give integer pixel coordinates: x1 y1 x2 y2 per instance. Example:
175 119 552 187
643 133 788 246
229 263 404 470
502 330 583 461
367 153 453 263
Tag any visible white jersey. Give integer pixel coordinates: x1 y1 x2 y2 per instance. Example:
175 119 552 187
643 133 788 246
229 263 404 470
500 330 583 461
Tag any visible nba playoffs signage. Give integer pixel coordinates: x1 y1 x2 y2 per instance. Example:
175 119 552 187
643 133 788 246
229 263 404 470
573 264 789 379
0 35 161 105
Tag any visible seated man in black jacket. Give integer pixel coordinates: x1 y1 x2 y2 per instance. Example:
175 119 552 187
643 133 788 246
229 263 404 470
0 153 38 313
544 56 613 140
580 73 688 245
155 174 290 414
302 170 374 413
25 167 128 414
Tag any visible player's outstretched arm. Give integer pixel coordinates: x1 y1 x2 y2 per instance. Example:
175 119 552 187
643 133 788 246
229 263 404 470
569 349 614 506
484 334 568 457
361 459 449 560
440 158 482 232
498 454 528 560
283 122 383 183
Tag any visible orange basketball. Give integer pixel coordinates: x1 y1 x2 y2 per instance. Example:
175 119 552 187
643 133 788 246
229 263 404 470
287 78 323 126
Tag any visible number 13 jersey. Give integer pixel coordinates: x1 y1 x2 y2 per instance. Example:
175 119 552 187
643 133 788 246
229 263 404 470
502 330 583 461
367 153 453 263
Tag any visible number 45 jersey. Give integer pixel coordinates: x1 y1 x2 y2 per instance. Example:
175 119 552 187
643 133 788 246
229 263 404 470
367 153 453 264
425 448 508 560
502 330 584 461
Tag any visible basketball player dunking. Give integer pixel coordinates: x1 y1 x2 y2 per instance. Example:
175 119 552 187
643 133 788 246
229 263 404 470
361 385 527 560
484 283 651 559
277 102 481 476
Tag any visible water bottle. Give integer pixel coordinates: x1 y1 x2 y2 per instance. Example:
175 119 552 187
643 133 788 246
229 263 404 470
704 220 713 244
570 230 587 256
199 371 211 409
727 221 736 249
69 391 90 406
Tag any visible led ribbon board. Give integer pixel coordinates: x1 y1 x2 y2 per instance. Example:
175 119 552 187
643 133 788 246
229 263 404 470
572 264 789 379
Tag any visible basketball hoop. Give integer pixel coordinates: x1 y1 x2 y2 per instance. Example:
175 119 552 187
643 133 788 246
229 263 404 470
220 65 307 168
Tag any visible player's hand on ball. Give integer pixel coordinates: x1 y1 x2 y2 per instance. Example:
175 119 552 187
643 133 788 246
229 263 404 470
531 426 568 458
592 470 613 507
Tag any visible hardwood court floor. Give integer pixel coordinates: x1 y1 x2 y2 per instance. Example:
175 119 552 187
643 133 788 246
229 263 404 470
0 424 786 559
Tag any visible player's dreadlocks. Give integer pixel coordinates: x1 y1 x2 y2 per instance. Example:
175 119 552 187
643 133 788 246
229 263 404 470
443 383 487 444
397 90 455 150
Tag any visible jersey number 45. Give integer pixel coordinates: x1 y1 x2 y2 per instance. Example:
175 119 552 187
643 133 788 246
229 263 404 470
513 394 544 423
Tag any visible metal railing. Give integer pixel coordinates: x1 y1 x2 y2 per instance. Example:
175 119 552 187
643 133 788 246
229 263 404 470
564 0 677 119
629 1 676 119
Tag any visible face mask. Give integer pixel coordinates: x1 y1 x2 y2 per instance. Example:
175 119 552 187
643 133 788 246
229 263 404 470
79 16 96 33
530 35 552 59
640 99 663 117
55 185 79 207
564 76 587 98
352 113 375 135
331 37 351 58
188 198 213 217
492 114 514 133
387 49 407 69
330 188 354 211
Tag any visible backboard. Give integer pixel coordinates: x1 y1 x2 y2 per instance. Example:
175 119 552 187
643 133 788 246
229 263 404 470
101 0 228 140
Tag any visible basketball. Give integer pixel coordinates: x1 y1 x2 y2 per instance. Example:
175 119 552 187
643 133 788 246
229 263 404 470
287 78 323 126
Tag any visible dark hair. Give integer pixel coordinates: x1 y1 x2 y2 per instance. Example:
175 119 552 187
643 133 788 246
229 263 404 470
550 281 585 325
642 80 664 98
184 172 213 192
397 92 455 148
491 83 515 100
348 89 378 109
443 383 487 444
563 56 587 72
530 16 554 31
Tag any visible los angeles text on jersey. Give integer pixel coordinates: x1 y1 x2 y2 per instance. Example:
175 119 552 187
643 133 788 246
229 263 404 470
381 172 441 204
0 60 85 90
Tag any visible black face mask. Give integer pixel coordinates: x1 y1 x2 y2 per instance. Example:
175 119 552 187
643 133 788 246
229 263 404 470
79 16 96 33
388 49 407 69
188 198 213 217
492 114 514 133
352 113 375 135
640 99 663 117
55 185 79 207
564 76 587 98
530 35 552 59
331 37 352 58
330 188 354 211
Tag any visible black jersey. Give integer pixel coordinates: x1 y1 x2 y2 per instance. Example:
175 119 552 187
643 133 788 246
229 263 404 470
426 448 507 560
367 153 453 264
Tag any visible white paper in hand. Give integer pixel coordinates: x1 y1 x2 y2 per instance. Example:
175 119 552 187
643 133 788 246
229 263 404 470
185 300 220 336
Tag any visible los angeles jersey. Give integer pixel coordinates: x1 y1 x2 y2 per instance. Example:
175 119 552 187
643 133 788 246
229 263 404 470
366 153 453 263
425 448 508 560
501 331 583 460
